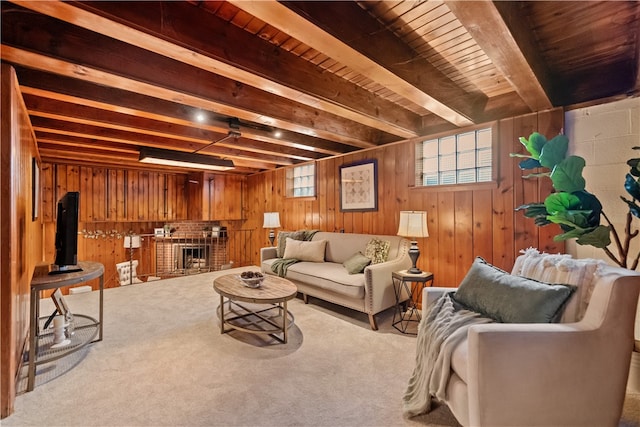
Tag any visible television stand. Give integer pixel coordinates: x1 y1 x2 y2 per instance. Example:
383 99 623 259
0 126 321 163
28 261 104 391
48 264 83 275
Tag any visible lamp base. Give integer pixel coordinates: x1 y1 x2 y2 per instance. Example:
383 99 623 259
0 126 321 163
268 230 276 246
407 241 422 274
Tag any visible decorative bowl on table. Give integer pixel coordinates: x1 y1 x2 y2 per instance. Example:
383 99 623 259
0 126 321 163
239 271 264 288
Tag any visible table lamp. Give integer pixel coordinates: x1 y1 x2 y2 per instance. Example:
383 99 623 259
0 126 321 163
397 211 429 274
263 212 281 246
123 234 141 285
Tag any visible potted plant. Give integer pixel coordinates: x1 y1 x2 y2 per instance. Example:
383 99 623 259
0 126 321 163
511 132 640 269
512 132 640 391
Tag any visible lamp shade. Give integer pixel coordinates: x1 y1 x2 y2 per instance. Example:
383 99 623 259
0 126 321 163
123 235 141 249
263 212 281 229
397 211 429 238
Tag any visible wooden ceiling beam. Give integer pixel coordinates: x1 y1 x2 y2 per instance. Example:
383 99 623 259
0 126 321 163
445 1 554 111
1 7 386 149
24 94 321 162
13 0 419 139
2 45 378 149
30 117 296 167
233 0 480 127
16 72 349 156
71 0 422 139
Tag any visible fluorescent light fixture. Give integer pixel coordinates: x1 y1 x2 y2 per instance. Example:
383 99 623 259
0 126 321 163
139 147 234 171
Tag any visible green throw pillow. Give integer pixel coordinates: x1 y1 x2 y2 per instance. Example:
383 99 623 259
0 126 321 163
364 238 390 264
343 252 371 274
453 257 576 323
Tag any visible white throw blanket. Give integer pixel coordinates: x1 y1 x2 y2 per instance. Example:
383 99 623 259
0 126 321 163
402 292 493 417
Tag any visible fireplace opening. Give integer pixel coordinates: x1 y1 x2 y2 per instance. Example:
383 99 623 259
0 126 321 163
177 245 210 271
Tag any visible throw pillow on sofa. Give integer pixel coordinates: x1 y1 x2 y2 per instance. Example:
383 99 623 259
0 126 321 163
282 238 327 262
364 238 390 264
454 257 576 323
343 251 371 274
276 230 306 258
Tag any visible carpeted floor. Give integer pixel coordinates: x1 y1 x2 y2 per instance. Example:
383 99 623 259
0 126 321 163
4 267 639 427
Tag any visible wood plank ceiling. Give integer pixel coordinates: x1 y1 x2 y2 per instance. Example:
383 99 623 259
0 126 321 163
2 1 639 175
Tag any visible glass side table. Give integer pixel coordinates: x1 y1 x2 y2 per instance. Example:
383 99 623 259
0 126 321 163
392 270 434 334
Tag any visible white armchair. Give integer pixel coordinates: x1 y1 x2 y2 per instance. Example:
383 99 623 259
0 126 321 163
116 260 143 286
420 256 640 427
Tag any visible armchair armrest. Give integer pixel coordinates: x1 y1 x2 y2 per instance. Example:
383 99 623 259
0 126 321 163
422 287 457 311
466 320 633 426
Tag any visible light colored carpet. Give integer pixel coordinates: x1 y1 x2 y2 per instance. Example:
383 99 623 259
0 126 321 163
4 267 639 427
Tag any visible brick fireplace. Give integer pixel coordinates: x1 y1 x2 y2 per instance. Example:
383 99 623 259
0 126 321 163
154 221 229 276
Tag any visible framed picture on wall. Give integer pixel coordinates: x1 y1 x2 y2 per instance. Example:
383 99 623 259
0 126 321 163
339 159 378 212
32 157 39 221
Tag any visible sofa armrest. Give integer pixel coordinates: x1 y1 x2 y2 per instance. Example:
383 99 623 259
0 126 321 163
364 253 412 312
260 247 277 264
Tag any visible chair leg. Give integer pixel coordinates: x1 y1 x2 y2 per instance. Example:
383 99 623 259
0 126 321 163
303 293 309 304
368 313 378 330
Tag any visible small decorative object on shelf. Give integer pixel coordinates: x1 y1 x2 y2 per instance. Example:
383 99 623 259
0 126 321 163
50 315 70 348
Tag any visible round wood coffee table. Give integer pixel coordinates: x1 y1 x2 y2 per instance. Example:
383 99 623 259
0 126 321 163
213 273 297 343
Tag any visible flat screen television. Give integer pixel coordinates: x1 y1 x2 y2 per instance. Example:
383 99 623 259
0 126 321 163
50 191 82 274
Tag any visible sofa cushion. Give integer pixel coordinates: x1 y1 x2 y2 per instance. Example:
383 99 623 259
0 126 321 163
276 230 306 258
283 238 327 262
454 257 576 323
286 262 365 299
364 238 391 264
343 251 371 274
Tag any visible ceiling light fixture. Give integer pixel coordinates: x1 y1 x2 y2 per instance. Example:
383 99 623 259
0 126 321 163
139 147 234 171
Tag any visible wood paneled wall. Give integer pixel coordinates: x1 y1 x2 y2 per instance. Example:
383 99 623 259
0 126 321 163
40 164 189 223
246 109 564 284
38 164 247 291
1 65 44 418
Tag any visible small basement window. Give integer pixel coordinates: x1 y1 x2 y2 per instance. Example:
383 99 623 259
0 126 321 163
286 162 316 197
415 127 493 187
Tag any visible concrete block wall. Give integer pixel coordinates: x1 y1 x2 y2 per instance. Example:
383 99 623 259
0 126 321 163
564 97 640 265
564 97 640 344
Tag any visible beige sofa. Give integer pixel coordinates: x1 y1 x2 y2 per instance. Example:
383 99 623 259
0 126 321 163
418 250 640 426
260 231 411 330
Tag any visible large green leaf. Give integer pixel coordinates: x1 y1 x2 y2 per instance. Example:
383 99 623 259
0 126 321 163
544 192 581 214
576 225 611 248
621 196 640 218
519 132 547 160
624 173 640 200
516 203 548 218
546 210 591 229
519 158 541 170
539 134 568 169
550 156 586 193
553 228 585 242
